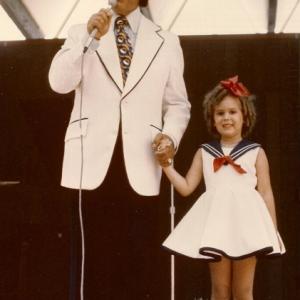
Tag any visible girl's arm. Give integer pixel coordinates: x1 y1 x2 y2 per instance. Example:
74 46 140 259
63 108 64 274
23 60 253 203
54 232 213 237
162 149 203 197
256 148 278 229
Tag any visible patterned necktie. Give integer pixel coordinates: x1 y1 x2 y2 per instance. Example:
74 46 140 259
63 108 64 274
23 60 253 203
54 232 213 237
115 16 133 86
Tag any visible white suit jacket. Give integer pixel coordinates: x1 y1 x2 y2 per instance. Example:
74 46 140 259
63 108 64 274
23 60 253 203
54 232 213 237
49 14 191 196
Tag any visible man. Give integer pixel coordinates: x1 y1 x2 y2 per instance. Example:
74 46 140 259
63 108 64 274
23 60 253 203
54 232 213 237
49 0 190 299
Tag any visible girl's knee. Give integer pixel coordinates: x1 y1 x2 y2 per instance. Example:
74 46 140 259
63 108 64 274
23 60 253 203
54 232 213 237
211 284 231 300
232 285 253 300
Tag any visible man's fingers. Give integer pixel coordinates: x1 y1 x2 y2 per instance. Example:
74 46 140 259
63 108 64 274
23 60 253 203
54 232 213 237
97 8 112 18
104 7 113 17
153 133 164 145
152 133 163 151
87 9 112 37
153 136 173 152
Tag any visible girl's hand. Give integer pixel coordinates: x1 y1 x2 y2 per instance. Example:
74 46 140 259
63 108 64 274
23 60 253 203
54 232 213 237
155 148 203 197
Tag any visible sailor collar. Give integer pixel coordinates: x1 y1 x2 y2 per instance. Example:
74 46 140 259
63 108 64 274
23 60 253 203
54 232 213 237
201 139 261 161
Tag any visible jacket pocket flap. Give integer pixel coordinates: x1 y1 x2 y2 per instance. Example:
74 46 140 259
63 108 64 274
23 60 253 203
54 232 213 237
65 118 88 141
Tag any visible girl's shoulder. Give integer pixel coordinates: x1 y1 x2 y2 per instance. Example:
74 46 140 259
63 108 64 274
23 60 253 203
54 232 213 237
199 139 261 160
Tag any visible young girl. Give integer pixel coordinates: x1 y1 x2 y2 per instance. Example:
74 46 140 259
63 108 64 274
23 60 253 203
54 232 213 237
154 76 285 300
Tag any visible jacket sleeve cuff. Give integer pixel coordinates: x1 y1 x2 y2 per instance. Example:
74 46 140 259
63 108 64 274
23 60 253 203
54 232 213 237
81 31 101 54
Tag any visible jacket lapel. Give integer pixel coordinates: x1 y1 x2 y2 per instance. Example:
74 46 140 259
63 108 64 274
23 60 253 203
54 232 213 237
96 15 164 96
96 22 123 92
122 16 164 99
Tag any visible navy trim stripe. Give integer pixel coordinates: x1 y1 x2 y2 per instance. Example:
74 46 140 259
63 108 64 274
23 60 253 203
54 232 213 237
162 245 283 262
199 246 279 261
231 143 260 160
69 117 88 125
231 143 259 157
201 139 261 161
201 143 223 158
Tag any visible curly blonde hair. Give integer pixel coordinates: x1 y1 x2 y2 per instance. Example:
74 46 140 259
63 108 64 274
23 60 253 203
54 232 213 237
203 83 256 137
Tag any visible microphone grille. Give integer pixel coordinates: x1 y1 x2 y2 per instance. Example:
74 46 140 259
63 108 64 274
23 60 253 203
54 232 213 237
109 0 117 7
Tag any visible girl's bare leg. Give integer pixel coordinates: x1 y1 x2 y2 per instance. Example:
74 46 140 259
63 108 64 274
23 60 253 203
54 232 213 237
232 256 256 300
209 257 231 300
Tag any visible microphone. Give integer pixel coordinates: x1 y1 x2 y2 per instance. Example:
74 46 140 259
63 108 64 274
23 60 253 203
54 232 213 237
83 0 117 53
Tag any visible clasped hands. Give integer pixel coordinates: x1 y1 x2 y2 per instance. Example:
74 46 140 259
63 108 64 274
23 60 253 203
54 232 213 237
152 133 175 167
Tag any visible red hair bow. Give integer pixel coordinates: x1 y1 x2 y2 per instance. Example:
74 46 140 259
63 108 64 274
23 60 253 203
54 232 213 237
220 75 250 97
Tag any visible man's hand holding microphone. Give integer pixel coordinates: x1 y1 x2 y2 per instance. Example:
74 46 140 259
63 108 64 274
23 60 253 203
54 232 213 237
84 0 116 52
87 7 113 40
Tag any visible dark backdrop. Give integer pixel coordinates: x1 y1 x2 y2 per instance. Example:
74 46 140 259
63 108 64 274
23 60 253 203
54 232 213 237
0 34 299 299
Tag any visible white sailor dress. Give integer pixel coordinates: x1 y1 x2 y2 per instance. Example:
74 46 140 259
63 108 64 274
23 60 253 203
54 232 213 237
163 139 285 261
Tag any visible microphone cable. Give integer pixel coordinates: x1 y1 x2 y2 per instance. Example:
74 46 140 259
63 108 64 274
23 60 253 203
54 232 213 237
77 3 114 297
69 2 116 299
78 52 86 300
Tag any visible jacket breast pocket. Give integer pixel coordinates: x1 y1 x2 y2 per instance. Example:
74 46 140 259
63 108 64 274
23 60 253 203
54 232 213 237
64 118 89 142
